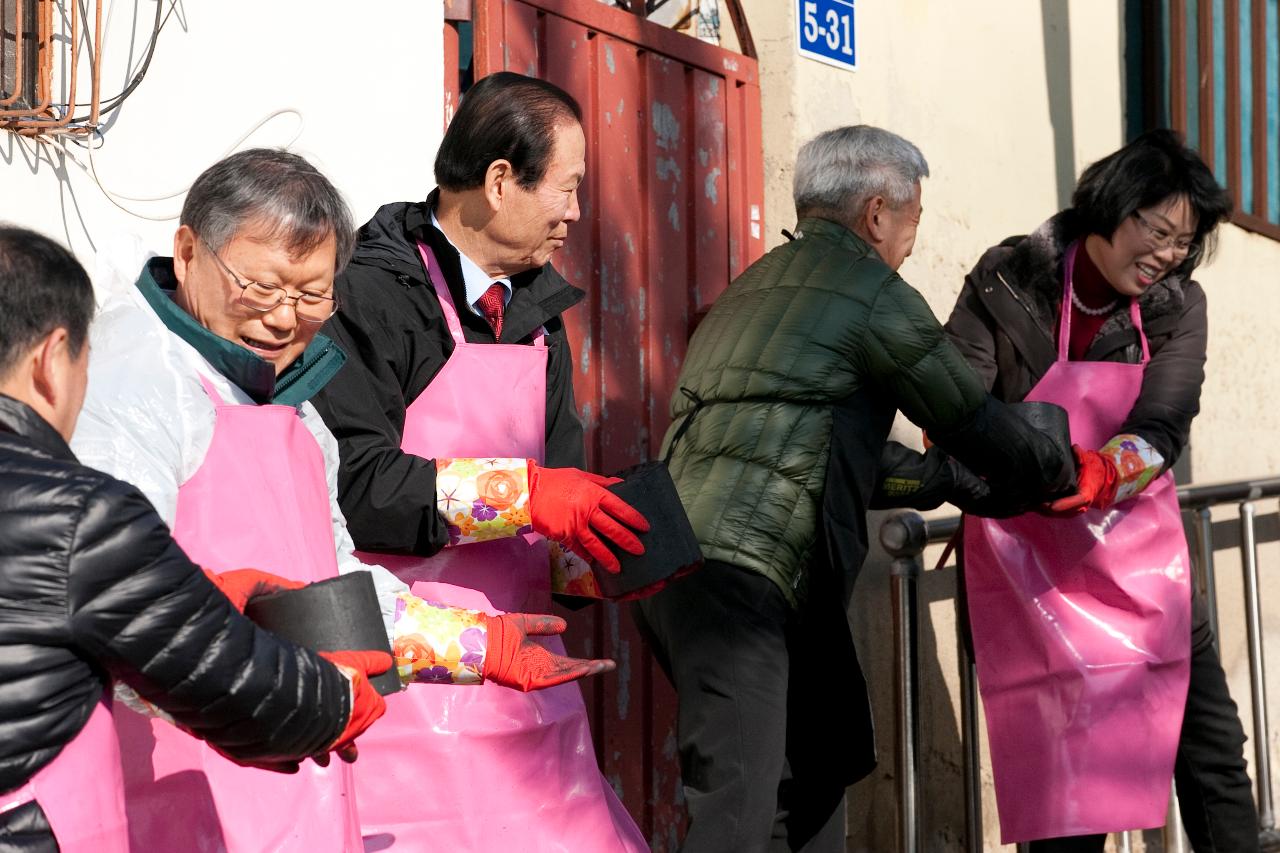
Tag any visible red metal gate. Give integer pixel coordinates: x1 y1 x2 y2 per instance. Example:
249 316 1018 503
473 2 764 846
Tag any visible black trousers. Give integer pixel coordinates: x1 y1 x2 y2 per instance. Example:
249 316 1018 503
1030 594 1260 852
633 560 849 853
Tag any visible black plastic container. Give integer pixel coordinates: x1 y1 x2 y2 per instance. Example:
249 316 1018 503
1008 400 1077 494
596 461 704 599
244 572 400 696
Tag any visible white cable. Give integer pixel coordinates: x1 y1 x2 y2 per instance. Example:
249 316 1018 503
62 107 306 221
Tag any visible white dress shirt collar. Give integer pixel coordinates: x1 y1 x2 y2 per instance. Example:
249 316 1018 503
430 209 511 315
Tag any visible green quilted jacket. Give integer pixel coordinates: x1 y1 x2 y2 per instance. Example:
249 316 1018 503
662 218 986 605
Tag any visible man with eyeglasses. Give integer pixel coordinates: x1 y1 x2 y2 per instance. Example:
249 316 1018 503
71 148 617 852
0 225 392 853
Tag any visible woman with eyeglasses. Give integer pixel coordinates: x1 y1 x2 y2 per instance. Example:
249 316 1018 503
943 130 1258 852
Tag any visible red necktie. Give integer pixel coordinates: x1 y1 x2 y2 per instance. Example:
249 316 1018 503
477 282 506 340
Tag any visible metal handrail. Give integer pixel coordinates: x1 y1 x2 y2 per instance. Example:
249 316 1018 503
879 476 1280 853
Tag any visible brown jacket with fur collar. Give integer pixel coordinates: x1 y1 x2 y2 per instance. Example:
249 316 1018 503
944 210 1207 469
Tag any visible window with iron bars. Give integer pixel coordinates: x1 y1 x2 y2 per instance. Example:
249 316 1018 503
1 0 103 137
1128 0 1280 242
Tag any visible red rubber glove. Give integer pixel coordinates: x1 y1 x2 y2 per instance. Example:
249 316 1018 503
210 649 391 773
527 461 649 573
316 650 394 764
1047 446 1120 515
203 568 305 612
482 613 615 692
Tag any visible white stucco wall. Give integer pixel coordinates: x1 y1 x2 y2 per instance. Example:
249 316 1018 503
1 1 444 281
742 1 1280 851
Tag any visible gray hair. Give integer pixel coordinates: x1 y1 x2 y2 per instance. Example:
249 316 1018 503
793 126 929 218
180 149 356 272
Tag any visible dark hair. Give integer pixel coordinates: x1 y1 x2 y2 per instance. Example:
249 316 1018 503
0 226 95 379
181 148 356 272
434 72 582 192
1071 129 1233 270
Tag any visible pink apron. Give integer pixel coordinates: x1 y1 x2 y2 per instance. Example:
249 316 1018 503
0 698 128 852
963 243 1192 843
115 375 362 852
351 242 646 852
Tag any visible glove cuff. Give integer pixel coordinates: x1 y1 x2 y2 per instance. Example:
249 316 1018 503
1098 434 1164 503
434 458 532 546
550 541 603 598
390 593 488 686
479 613 538 691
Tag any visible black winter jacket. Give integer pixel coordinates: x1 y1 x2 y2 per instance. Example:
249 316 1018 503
945 210 1207 468
0 395 349 847
313 194 587 556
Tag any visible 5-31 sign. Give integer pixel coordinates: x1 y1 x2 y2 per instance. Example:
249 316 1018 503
797 0 856 71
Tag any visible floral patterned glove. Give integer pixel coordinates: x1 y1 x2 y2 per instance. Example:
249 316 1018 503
434 458 533 546
1099 433 1165 502
1046 434 1164 514
391 594 489 685
391 594 615 691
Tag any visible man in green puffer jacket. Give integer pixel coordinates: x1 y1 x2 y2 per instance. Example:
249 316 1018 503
634 126 1075 853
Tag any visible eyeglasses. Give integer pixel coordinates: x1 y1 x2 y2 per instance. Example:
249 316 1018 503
1131 211 1201 262
199 237 337 324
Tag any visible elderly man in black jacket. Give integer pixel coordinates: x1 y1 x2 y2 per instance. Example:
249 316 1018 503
312 71 652 849
0 227 390 851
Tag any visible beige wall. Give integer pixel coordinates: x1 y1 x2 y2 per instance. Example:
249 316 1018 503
740 1 1280 850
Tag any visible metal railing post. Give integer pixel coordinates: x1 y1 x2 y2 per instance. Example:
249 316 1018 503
959 648 982 853
954 533 983 853
877 477 1280 851
1240 501 1277 834
881 512 926 853
1194 506 1220 645
1164 786 1189 853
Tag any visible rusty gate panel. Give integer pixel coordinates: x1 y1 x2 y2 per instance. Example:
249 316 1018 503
692 70 731 318
474 2 764 847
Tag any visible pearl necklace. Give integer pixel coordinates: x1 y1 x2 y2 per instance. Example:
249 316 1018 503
1071 289 1117 316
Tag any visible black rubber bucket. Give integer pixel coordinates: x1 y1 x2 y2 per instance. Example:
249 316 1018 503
596 461 704 599
1008 400 1076 494
244 572 401 696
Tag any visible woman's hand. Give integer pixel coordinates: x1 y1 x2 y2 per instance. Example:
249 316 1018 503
1045 446 1119 514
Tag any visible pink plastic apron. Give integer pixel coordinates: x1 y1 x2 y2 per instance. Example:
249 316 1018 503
351 241 646 852
963 243 1192 843
0 697 128 852
115 375 362 852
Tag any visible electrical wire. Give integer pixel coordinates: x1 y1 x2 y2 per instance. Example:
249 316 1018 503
54 107 305 221
67 0 177 125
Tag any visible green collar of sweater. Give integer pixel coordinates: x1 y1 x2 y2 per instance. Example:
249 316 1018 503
135 257 346 406
793 216 873 252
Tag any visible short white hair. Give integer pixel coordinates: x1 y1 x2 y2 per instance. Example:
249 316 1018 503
793 126 929 217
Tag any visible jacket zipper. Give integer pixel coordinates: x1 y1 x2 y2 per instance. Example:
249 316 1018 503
274 340 338 405
995 270 1037 322
995 270 1057 350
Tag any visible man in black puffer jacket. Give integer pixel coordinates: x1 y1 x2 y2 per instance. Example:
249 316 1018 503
0 227 391 852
